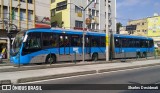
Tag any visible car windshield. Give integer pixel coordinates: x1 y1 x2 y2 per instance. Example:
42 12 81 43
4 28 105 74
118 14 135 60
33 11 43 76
11 31 25 55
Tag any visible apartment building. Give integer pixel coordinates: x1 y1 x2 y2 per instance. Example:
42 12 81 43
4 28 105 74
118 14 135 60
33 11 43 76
51 0 116 33
127 18 148 36
0 0 50 59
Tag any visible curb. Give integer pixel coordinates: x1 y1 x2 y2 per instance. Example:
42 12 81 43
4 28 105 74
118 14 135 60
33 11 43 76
0 57 160 73
0 80 12 84
15 62 160 84
98 63 160 73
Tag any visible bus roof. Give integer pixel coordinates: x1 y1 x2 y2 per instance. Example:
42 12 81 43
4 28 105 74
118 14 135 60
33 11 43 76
27 28 106 36
25 28 153 40
114 34 153 40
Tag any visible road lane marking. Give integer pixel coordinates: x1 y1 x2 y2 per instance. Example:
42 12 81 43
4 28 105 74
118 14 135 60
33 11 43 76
21 65 160 84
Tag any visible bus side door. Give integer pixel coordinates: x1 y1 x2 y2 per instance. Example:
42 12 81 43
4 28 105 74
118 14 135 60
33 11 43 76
59 35 70 55
114 37 122 58
85 36 91 54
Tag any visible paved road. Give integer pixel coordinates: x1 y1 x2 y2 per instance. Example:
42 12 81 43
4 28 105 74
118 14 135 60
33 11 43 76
2 65 160 93
35 65 160 84
2 66 160 93
29 65 160 93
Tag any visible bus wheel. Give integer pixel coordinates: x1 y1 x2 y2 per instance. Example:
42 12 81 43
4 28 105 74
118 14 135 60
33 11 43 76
45 55 56 64
92 53 98 61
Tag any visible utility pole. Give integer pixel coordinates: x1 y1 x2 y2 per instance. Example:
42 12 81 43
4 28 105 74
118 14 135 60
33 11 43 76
68 0 94 62
82 0 94 62
7 0 10 60
106 0 109 61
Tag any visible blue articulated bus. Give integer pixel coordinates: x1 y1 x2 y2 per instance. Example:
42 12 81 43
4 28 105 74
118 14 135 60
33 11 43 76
10 28 154 65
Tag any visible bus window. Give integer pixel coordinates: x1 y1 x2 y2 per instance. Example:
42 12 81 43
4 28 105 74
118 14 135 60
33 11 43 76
100 36 106 47
91 36 100 47
64 36 70 47
71 35 81 47
51 34 58 47
122 38 128 48
149 40 154 48
23 32 41 54
114 37 121 48
135 39 140 48
85 36 91 47
140 40 147 48
59 35 64 47
42 32 57 48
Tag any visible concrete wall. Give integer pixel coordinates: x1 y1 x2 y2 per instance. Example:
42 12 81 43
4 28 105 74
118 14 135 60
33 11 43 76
35 0 50 18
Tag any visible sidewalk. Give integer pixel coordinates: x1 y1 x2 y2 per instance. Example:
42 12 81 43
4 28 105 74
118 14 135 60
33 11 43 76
0 59 12 66
0 58 160 84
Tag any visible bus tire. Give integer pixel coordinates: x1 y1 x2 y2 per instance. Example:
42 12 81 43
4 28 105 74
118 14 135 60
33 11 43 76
45 54 57 64
92 53 98 61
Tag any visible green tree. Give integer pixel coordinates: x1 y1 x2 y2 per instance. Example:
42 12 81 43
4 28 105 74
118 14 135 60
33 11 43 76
116 22 122 34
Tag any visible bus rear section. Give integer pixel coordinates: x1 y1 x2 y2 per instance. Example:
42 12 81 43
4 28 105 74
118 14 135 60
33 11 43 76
111 34 154 59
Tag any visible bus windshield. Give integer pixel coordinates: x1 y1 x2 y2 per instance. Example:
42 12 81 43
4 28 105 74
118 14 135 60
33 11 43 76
12 31 25 55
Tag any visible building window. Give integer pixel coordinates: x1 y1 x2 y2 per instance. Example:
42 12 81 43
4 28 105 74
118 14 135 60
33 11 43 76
28 10 32 21
20 11 24 20
96 10 99 17
3 9 8 19
75 20 83 28
56 0 67 11
20 0 25 2
51 0 55 3
75 6 82 13
28 0 33 4
96 24 99 29
51 9 56 16
92 9 95 16
137 23 140 25
92 23 96 29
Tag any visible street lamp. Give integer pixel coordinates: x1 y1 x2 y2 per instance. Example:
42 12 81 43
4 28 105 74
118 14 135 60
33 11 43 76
68 0 94 62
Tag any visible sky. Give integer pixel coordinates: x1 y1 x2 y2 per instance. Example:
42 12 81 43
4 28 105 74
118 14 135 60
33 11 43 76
116 0 160 26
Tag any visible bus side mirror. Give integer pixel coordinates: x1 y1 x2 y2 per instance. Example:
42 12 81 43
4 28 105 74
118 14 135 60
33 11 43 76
23 35 28 42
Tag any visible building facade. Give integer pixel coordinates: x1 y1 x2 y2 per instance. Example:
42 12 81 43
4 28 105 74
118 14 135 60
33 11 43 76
50 0 116 33
0 0 50 59
127 18 148 36
147 16 160 47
